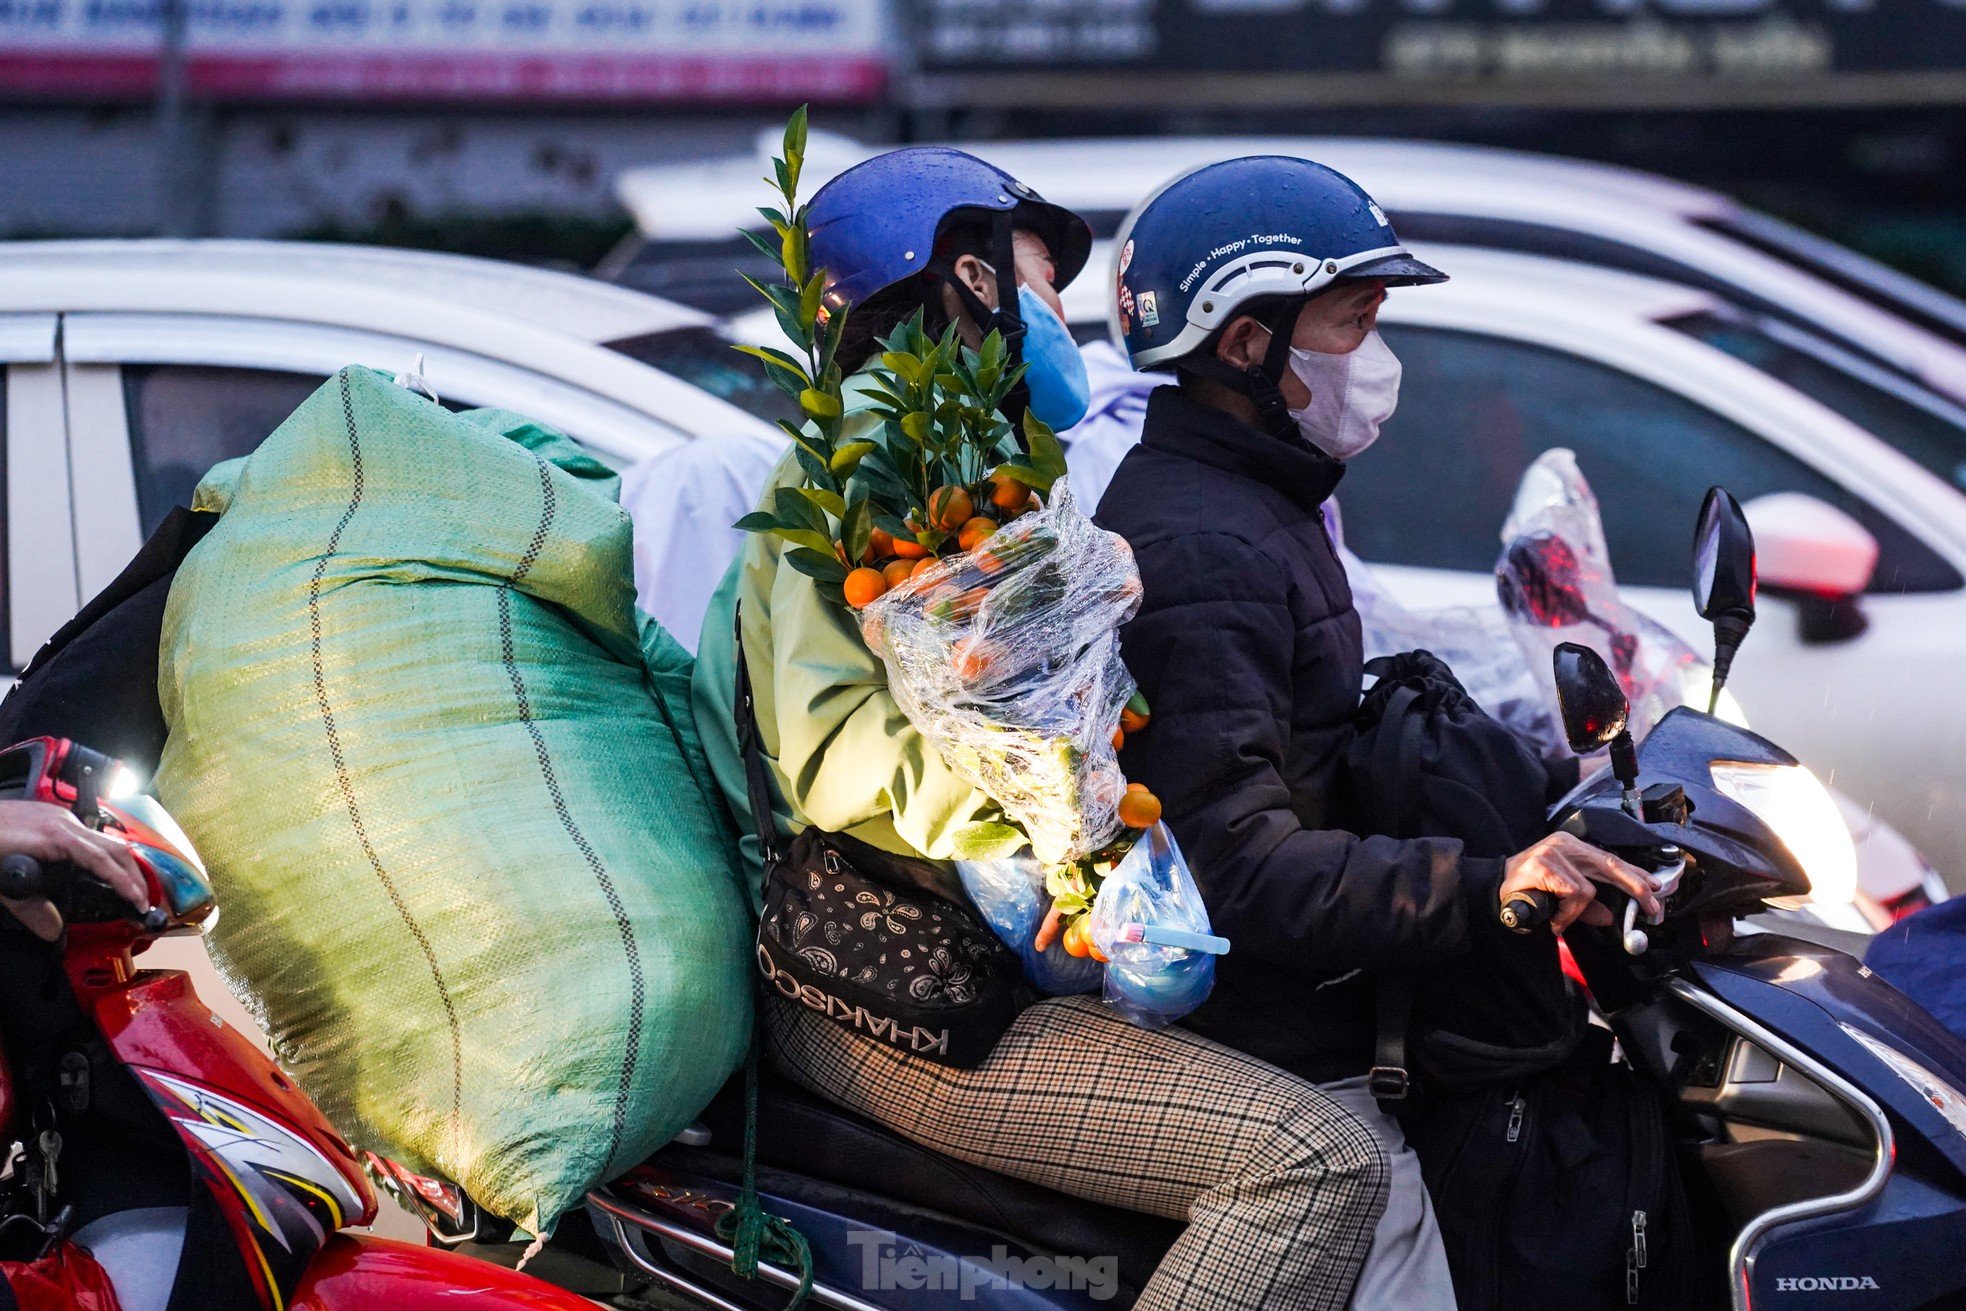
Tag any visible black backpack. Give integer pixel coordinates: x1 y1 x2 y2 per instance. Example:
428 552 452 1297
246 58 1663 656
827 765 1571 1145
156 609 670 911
1348 650 1713 1311
1402 1028 1717 1311
1347 649 1580 1090
0 507 217 774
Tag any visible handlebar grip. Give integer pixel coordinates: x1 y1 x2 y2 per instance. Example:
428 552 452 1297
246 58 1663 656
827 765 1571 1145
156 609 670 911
0 853 48 900
1500 888 1556 934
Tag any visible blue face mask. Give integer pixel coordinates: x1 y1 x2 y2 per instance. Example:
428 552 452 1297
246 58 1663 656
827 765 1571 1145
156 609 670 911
1014 284 1090 432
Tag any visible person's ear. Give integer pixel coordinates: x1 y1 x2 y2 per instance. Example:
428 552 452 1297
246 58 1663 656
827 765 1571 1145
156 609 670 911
950 253 998 311
1214 315 1268 372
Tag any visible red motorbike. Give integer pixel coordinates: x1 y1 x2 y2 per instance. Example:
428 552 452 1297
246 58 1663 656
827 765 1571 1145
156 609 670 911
0 736 593 1311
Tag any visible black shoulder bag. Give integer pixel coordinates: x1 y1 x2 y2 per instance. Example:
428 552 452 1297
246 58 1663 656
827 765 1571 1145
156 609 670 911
1350 650 1714 1311
733 615 1029 1068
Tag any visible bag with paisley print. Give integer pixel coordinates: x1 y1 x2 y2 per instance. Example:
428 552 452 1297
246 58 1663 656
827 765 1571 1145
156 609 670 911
755 827 1030 1067
735 614 1030 1068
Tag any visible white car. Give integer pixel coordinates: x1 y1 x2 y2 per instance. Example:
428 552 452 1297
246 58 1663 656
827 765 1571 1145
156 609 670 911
610 132 1966 406
0 239 790 679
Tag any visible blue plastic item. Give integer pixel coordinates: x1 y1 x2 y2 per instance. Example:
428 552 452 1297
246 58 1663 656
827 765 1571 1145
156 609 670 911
956 850 1102 996
1866 895 1966 1042
1088 823 1223 1029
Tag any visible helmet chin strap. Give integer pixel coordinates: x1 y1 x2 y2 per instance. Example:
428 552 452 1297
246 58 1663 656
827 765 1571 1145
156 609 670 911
1184 298 1305 444
927 211 1032 432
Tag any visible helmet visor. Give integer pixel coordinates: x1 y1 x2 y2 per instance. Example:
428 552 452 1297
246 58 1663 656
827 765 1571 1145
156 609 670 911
1339 251 1449 287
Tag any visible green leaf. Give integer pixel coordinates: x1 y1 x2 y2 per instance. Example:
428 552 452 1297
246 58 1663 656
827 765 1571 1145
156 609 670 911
1025 412 1068 490
775 486 830 536
785 547 849 584
783 226 810 287
990 459 1050 492
799 388 843 419
900 412 931 443
731 343 811 384
740 227 783 266
951 821 1028 861
799 271 825 334
782 104 808 193
871 511 914 538
792 442 832 487
830 440 878 475
841 497 873 565
880 351 922 385
771 527 838 557
772 155 792 204
820 300 849 375
803 487 847 519
734 511 781 533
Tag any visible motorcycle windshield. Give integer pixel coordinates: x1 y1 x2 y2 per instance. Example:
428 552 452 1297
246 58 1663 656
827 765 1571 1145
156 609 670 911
112 795 216 919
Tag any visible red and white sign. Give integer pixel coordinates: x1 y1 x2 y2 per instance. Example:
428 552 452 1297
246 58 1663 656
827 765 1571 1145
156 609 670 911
0 0 892 103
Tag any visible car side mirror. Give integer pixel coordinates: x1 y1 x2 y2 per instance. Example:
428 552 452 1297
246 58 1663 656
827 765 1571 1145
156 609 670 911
1553 642 1639 808
1693 487 1756 712
1743 492 1878 645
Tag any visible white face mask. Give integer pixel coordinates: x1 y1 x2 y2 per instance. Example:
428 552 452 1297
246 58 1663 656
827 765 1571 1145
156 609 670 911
1284 329 1403 461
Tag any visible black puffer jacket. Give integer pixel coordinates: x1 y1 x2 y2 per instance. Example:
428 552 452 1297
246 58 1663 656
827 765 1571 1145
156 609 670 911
1095 387 1507 1083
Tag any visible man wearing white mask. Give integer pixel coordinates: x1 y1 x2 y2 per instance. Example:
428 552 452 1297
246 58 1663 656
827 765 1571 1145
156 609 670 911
1095 157 1657 1311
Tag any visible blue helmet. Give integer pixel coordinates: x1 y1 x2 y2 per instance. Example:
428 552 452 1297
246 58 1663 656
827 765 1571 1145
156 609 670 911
1114 156 1446 371
806 146 1092 316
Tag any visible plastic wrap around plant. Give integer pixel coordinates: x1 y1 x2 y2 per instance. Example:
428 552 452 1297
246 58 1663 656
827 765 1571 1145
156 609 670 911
1087 823 1221 1029
862 478 1142 867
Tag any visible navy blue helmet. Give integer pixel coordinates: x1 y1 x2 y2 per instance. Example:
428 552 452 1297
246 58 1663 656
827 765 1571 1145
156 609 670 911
1114 156 1446 371
806 147 1092 316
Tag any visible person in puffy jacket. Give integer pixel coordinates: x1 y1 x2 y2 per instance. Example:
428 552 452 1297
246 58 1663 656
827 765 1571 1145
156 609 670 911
692 146 1405 1311
1095 156 1663 1307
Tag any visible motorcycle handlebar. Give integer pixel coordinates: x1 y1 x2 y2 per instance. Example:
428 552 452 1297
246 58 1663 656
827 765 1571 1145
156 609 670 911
1499 887 1556 934
0 853 48 901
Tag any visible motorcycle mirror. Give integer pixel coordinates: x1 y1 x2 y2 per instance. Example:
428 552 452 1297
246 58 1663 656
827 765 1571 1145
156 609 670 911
1553 642 1642 811
1692 486 1756 713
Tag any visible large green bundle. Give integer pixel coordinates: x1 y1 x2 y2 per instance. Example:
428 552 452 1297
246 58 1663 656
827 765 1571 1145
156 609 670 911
156 367 753 1236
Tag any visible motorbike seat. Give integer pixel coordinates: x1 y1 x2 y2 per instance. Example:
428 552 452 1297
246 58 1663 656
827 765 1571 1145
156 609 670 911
693 1069 1182 1293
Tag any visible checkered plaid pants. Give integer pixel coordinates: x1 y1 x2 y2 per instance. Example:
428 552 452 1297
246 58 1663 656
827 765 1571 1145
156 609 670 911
762 993 1390 1311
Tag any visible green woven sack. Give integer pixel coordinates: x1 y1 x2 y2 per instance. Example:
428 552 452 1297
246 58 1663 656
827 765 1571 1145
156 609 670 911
155 367 753 1236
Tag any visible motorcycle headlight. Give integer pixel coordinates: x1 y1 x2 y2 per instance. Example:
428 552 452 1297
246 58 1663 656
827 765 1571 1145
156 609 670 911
1710 761 1858 907
1842 1024 1966 1142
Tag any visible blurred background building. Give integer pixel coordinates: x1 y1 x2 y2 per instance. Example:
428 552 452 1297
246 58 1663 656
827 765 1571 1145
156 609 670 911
0 0 1960 291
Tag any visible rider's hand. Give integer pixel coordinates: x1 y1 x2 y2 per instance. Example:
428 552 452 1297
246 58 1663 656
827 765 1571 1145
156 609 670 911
1500 831 1660 934
0 800 149 940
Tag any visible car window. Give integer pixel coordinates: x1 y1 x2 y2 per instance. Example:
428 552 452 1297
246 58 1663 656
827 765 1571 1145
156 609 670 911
1697 212 1966 353
1389 212 1915 383
607 239 783 317
123 365 329 538
603 325 801 426
1667 309 1966 494
1346 325 1962 595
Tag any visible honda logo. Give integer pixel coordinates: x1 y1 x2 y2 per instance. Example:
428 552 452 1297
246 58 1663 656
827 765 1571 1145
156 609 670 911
1774 1276 1880 1291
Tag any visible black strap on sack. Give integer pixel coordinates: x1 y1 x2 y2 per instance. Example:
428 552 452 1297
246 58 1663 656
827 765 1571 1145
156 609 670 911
734 607 787 882
712 604 814 1311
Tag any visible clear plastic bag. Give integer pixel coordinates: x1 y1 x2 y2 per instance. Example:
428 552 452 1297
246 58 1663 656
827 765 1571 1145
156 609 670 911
955 851 1104 996
1493 451 1705 752
862 477 1141 867
1086 823 1223 1029
1353 449 1709 759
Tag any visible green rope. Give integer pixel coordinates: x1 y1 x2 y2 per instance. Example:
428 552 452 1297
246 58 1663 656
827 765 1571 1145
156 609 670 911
713 1018 814 1310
